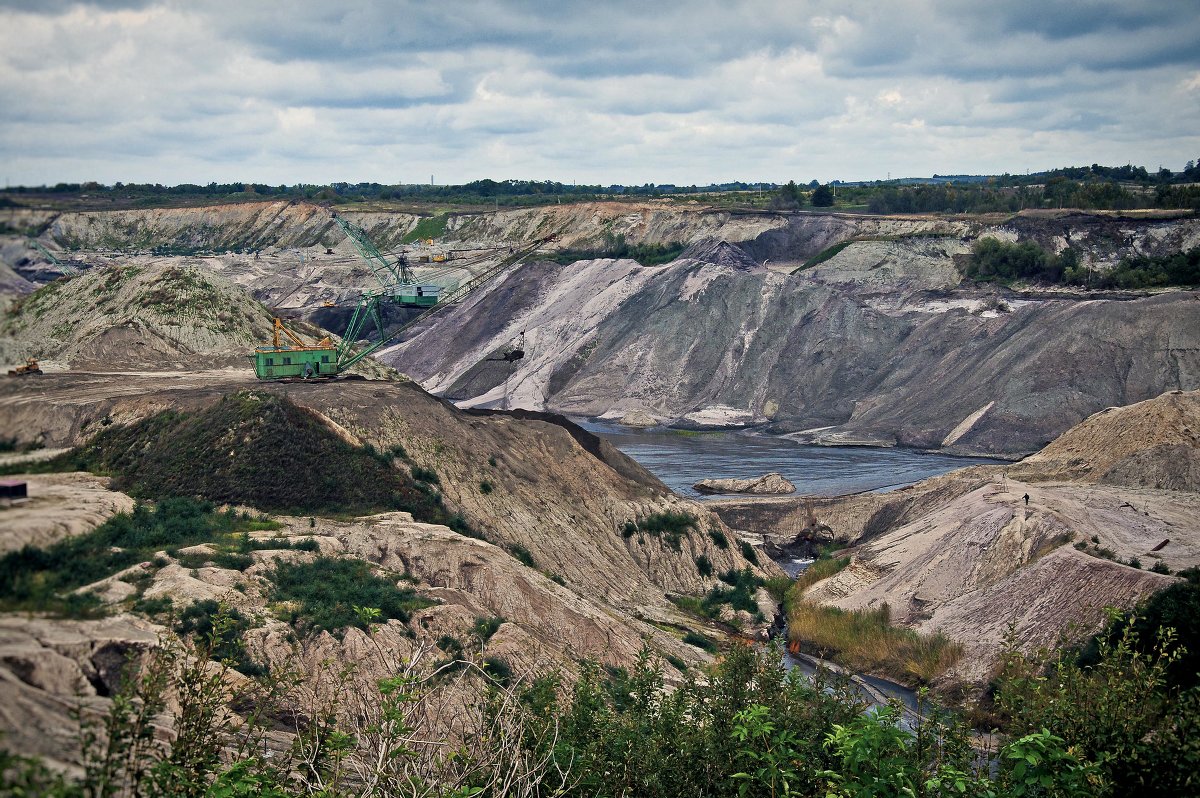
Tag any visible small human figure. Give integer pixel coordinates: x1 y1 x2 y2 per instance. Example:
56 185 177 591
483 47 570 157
1023 493 1030 506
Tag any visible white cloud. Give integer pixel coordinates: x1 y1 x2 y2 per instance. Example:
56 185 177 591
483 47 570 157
0 0 1197 185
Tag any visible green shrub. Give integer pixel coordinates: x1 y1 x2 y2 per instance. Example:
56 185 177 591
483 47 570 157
47 393 465 522
739 540 759 565
269 557 433 637
664 653 688 673
479 480 493 494
176 600 264 677
0 498 259 616
708 528 729 549
473 616 504 643
682 631 717 653
629 511 696 552
482 655 512 686
509 544 535 568
694 555 713 578
410 466 440 484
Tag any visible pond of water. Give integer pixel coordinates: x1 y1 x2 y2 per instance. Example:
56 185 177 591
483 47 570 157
576 420 1001 499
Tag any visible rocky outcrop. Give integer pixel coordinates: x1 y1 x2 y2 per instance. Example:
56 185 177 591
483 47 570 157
694 472 796 495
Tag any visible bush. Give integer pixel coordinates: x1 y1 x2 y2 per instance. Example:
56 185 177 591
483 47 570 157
739 540 759 565
473 616 504 643
269 557 433 637
708 528 729 549
0 498 260 616
42 393 473 523
682 631 717 653
410 466 440 485
176 600 264 677
694 555 713 578
509 544 536 568
625 511 697 552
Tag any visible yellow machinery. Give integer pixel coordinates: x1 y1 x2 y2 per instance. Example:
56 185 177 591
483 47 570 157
7 357 42 376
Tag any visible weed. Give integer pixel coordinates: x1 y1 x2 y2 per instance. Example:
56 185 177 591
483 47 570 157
793 556 851 593
786 599 963 684
510 544 536 568
740 540 759 565
268 557 433 638
473 616 504 643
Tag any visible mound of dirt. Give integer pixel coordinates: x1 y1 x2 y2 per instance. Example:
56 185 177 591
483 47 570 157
0 264 278 369
1010 389 1200 490
0 264 394 378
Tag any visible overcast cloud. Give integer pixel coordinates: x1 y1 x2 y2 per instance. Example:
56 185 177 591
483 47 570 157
1 0 1197 186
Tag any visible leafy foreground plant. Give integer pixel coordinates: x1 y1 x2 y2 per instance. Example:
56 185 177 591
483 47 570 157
3 613 1196 796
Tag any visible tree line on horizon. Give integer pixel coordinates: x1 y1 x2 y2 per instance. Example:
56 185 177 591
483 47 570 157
2 160 1198 213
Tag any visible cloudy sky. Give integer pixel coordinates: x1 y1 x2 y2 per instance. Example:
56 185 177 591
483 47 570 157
2 0 1198 187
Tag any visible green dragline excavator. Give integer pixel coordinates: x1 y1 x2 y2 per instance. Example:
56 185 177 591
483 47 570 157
252 216 551 380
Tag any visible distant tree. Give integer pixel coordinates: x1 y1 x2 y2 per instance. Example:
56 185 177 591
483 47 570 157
770 180 804 210
811 183 835 207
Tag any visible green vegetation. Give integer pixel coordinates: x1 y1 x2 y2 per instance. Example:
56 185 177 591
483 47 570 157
739 540 759 565
7 620 1199 796
0 498 271 617
509 543 536 568
268 557 433 637
18 393 478 534
787 597 963 685
793 555 851 593
1074 247 1200 289
708 528 729 549
672 568 765 625
682 631 717 652
810 183 834 207
964 237 1069 283
965 238 1200 288
695 554 714 577
796 240 852 271
400 213 450 243
1077 567 1200 690
175 600 264 677
626 510 697 552
550 232 686 266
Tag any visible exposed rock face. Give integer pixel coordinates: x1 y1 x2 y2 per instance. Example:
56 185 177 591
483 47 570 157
694 472 796 495
0 472 135 554
5 201 1198 458
382 239 1200 456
